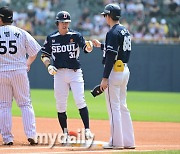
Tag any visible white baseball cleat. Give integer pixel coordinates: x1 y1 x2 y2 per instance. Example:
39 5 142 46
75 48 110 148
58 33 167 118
61 132 71 146
85 129 94 140
103 143 123 150
103 143 113 149
124 146 136 149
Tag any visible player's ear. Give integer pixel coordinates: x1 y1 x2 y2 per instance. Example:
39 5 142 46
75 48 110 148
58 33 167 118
0 18 3 25
55 21 59 26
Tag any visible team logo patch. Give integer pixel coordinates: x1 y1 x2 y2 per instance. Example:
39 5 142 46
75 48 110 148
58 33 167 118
52 39 55 43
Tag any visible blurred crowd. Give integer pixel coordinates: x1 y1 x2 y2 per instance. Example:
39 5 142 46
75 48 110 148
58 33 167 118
76 0 180 41
0 0 64 35
0 0 180 42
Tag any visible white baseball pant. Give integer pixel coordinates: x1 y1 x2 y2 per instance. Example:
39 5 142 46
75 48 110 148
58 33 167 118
54 68 87 113
0 70 36 143
105 66 135 147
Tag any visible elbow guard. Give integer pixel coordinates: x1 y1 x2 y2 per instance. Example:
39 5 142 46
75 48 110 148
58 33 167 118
41 54 50 63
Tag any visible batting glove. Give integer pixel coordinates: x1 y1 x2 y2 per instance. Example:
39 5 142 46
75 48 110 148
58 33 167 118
85 41 93 53
47 65 57 75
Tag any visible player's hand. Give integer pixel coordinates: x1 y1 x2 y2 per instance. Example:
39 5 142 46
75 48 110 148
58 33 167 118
92 39 101 48
85 41 93 52
100 78 108 91
27 64 31 72
48 65 57 75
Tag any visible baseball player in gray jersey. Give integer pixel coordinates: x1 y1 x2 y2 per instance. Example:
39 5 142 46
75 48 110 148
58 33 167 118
0 7 40 145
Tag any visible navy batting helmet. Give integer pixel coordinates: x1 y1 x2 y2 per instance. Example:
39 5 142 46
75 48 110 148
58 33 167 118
101 3 121 20
0 6 13 23
56 11 71 23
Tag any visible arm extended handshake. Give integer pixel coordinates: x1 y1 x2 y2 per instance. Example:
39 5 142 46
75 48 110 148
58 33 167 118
85 39 102 52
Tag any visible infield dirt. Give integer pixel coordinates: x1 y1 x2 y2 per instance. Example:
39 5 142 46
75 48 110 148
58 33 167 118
0 117 180 153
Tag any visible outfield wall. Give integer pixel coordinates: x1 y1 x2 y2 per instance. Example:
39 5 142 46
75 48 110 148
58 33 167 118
29 44 180 92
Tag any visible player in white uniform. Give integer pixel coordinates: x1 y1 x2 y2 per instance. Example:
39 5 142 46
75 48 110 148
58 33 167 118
0 7 40 145
93 4 135 149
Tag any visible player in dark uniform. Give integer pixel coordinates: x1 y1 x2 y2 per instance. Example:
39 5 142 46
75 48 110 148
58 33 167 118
40 11 94 141
93 3 135 149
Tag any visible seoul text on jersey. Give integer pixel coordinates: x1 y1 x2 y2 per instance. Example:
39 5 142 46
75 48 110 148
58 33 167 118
52 44 76 53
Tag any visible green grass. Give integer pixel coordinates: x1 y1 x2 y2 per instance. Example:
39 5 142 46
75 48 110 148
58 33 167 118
12 90 180 122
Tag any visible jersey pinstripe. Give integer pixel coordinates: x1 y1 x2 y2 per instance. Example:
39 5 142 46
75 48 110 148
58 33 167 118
0 70 36 142
0 25 41 72
0 25 40 144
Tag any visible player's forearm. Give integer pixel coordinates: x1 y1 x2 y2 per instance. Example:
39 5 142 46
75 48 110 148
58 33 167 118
27 55 37 66
43 59 51 68
41 54 51 67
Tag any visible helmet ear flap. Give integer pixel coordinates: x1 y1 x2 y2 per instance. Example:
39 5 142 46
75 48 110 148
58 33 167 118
110 14 119 21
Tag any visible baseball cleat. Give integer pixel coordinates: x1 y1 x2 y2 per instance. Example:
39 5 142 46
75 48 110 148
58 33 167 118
103 143 113 149
28 138 38 145
3 142 13 146
103 143 123 150
124 146 136 149
113 146 124 150
85 129 94 140
61 133 71 146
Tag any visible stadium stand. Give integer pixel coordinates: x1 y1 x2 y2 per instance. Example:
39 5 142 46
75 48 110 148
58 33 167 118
0 0 179 43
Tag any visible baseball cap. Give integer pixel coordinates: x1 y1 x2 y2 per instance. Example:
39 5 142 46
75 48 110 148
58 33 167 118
0 6 13 23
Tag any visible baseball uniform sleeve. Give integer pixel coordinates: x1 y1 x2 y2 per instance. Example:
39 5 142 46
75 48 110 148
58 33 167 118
105 32 118 55
24 31 41 56
103 52 116 78
103 32 118 78
76 33 89 53
40 36 52 57
101 43 105 50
